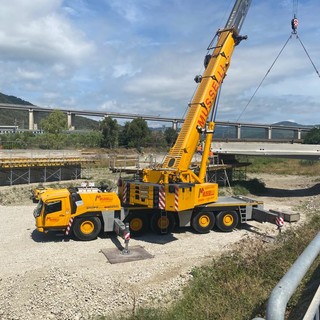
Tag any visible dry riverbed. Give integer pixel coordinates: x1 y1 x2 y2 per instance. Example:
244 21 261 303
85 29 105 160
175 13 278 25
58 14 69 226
0 173 318 320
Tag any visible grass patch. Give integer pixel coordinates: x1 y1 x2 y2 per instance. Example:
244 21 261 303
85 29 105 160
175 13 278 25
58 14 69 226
108 213 320 320
218 178 266 196
238 156 320 176
231 178 266 196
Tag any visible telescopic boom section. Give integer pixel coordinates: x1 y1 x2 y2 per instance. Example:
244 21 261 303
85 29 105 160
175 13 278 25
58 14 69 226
225 0 252 34
161 30 236 172
142 0 251 184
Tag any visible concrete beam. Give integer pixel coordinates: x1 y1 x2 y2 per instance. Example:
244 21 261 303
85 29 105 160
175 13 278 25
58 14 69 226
211 141 320 160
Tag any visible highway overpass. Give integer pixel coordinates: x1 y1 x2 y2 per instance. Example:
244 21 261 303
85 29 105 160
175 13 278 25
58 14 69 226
0 103 313 141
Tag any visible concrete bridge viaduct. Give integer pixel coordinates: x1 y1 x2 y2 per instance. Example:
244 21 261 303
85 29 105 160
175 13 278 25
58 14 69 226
0 103 312 141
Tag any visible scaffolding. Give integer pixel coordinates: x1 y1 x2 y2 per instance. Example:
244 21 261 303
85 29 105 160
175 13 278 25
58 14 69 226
0 157 95 186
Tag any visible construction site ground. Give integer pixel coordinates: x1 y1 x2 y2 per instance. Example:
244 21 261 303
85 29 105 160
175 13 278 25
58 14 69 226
0 170 319 320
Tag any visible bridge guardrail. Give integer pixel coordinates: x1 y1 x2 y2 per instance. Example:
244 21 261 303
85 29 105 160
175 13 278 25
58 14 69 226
252 232 320 320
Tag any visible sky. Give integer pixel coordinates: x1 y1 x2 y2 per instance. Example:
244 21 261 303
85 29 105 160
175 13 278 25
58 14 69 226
0 0 319 126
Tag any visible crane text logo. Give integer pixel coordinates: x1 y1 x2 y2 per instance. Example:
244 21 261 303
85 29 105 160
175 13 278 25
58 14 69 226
95 195 113 202
198 187 215 198
197 63 226 128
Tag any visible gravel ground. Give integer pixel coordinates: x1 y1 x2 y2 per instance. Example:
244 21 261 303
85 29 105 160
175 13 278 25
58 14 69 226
0 173 318 320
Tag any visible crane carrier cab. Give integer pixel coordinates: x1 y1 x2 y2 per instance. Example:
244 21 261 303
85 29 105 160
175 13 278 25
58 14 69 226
33 187 123 241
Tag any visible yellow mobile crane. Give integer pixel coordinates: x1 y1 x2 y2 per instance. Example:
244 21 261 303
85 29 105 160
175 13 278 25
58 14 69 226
34 0 298 241
119 0 253 233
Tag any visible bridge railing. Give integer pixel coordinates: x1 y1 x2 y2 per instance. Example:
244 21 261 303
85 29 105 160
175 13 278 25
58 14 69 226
252 232 320 320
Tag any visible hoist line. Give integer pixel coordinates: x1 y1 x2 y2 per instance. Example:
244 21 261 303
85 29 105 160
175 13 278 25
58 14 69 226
236 34 292 122
296 35 320 78
292 0 299 17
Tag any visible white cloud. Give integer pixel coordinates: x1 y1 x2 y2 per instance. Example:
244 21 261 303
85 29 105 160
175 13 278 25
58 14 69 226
100 100 120 111
0 1 94 65
17 68 43 80
107 0 157 23
112 64 141 78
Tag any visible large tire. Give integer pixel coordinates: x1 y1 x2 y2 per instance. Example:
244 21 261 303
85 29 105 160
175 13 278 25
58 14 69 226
150 211 175 235
191 211 215 233
126 213 148 236
216 210 239 232
73 217 102 241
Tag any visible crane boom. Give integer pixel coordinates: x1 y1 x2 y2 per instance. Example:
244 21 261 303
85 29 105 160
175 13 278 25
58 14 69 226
225 0 252 34
142 0 251 185
122 0 252 214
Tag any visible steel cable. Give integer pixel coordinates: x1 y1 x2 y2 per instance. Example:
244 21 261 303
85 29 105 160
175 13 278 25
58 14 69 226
297 35 320 78
236 34 292 122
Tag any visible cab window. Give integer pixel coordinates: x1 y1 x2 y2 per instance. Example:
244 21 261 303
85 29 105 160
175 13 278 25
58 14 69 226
45 201 62 214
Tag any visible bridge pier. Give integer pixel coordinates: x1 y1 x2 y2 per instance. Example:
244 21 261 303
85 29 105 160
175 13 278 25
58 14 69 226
294 129 302 140
172 120 178 131
266 127 272 140
28 109 35 131
67 112 75 130
236 124 241 139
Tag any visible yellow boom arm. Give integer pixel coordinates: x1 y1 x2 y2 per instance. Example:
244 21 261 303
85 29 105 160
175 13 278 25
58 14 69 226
143 29 238 184
142 0 251 185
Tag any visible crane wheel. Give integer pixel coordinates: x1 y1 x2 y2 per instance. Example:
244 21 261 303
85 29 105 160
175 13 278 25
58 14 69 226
73 216 102 241
191 211 215 233
150 211 175 235
216 210 238 232
127 214 148 236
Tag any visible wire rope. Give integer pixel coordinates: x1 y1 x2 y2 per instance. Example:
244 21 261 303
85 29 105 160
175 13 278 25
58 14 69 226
236 34 292 122
237 0 320 122
296 35 320 78
292 0 299 17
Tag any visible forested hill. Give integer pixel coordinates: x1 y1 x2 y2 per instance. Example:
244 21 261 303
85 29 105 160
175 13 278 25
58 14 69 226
0 92 33 105
0 93 34 128
0 92 98 129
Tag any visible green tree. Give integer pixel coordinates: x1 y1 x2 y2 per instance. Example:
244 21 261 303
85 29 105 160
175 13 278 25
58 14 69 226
40 110 67 134
119 122 130 147
121 118 151 149
303 128 320 144
39 110 67 149
164 127 178 146
99 116 119 148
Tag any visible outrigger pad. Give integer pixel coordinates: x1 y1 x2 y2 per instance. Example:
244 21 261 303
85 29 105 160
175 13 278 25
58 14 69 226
101 245 154 264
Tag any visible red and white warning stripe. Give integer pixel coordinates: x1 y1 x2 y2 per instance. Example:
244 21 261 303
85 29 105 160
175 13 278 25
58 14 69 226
65 217 74 235
122 183 127 203
174 186 179 212
159 186 166 210
275 216 284 227
124 231 130 241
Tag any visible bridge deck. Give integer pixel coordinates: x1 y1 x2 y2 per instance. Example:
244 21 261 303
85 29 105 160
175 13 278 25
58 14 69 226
211 142 320 160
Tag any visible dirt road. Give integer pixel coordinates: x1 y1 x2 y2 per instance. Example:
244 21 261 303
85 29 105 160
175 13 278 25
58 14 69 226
0 173 318 320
